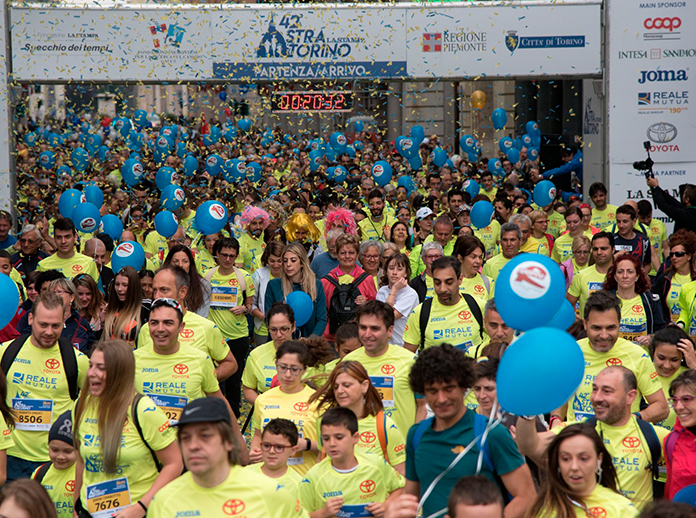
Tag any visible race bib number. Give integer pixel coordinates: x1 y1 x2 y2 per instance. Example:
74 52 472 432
588 282 603 295
671 304 681 323
455 341 474 356
620 323 646 344
370 376 395 407
86 478 131 518
337 504 373 518
147 394 188 424
288 432 304 466
12 399 53 431
211 286 238 309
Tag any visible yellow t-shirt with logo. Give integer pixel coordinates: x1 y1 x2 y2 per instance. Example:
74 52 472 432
459 274 494 301
553 417 667 509
551 232 576 264
299 454 405 516
208 267 254 340
76 396 176 506
342 346 417 437
677 280 696 340
242 341 277 394
480 187 498 201
0 338 88 462
667 273 692 323
0 413 13 451
520 237 550 257
567 338 661 422
252 385 319 476
238 233 266 274
32 462 75 518
619 295 648 344
481 253 509 282
403 296 485 357
143 231 167 259
194 248 217 275
536 482 638 518
137 310 229 364
134 345 219 423
358 213 397 242
590 205 618 232
640 219 667 276
546 211 566 239
37 252 99 281
655 366 686 432
148 465 307 518
474 220 501 259
244 462 304 498
567 265 607 317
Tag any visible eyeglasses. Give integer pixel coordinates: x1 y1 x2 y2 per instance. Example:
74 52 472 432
260 442 291 453
152 298 184 318
669 251 688 258
363 254 380 261
269 326 292 335
217 253 237 260
276 364 305 376
668 395 696 406
424 255 443 261
53 289 71 296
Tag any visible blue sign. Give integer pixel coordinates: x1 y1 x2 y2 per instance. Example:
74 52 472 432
505 31 586 53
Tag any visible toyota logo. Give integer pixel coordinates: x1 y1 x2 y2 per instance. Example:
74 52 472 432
647 122 677 143
173 364 189 374
381 364 395 375
222 499 245 516
360 431 377 443
293 402 309 412
360 480 376 493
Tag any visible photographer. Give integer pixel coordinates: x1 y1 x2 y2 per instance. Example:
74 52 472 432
646 177 696 235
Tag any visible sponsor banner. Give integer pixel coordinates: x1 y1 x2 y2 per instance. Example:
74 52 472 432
406 3 601 78
608 0 695 163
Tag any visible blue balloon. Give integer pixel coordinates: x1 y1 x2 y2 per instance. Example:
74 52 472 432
397 175 416 194
57 165 71 177
467 152 479 163
100 214 123 241
161 185 186 211
205 154 223 176
497 327 584 415
408 155 422 171
219 91 227 102
0 275 19 329
324 148 337 162
410 125 425 144
238 118 251 132
513 137 523 150
184 155 198 176
112 241 145 273
495 254 566 331
154 211 179 238
345 145 356 158
246 162 262 183
121 159 145 187
528 148 540 161
97 145 110 162
433 148 447 168
498 137 513 153
195 201 228 235
533 180 557 208
396 137 418 159
532 134 541 148
372 161 393 187
526 120 541 137
286 291 313 327
333 166 348 183
522 134 533 148
506 148 520 164
38 151 55 170
491 108 508 130
674 484 696 506
223 127 238 142
545 299 576 331
70 202 101 233
308 150 323 172
211 126 221 143
156 167 177 190
329 132 348 153
176 141 187 159
470 201 495 229
463 179 480 198
133 110 148 131
355 120 364 132
460 134 475 152
59 189 86 219
87 133 102 149
84 185 103 208
71 148 89 173
487 158 502 175
24 132 38 147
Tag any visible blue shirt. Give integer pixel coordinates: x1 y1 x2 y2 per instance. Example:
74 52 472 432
310 251 339 281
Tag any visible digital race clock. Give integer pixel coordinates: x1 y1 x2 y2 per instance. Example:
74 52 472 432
271 91 354 113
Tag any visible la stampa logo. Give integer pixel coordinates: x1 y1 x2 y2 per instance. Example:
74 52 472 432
149 22 185 49
257 17 288 58
423 33 442 52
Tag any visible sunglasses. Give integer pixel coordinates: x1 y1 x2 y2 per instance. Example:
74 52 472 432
151 297 184 318
669 251 688 258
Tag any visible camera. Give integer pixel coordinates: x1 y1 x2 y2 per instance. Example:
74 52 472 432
632 141 654 179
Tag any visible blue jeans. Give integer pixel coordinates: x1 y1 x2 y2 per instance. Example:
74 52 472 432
7 455 44 481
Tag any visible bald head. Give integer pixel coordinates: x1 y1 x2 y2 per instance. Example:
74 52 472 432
83 238 107 269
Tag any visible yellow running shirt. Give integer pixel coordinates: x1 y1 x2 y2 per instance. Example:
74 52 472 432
619 295 648 344
134 345 219 423
459 274 494 301
403 296 485 357
667 273 693 323
546 211 566 239
32 462 75 518
300 454 405 516
0 337 88 462
242 341 277 394
642 219 667 276
76 396 176 507
567 265 607 317
677 280 696 339
342 346 417 438
238 233 266 273
244 462 304 497
252 385 319 476
37 253 99 281
0 414 13 452
143 231 167 259
208 267 254 340
474 220 501 259
655 367 686 432
551 233 577 263
590 205 618 232
148 465 307 518
481 253 509 281
567 338 661 422
535 482 638 518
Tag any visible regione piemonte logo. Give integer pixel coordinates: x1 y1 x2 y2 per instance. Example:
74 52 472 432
422 33 442 52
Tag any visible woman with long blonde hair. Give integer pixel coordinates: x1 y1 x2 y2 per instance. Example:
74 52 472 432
73 340 183 517
103 266 149 348
265 243 327 338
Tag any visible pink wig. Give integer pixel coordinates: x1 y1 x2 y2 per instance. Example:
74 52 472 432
239 206 271 230
325 208 357 237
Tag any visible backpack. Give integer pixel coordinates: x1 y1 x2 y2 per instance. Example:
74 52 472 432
326 272 370 334
1 334 79 401
132 393 163 472
419 294 484 351
32 462 52 483
319 411 389 462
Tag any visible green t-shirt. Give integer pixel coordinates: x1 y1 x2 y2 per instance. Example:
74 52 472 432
208 267 254 340
37 252 99 281
590 205 618 232
32 462 76 518
567 265 607 317
242 341 277 394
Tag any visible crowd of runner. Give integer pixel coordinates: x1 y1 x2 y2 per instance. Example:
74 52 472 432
0 115 695 517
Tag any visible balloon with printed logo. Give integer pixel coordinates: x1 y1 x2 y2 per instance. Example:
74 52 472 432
205 154 222 177
433 148 447 168
355 120 364 132
528 148 540 161
545 299 576 331
58 189 86 219
408 155 422 171
84 185 103 208
238 118 251 132
498 137 513 154
154 210 179 239
470 201 495 230
471 90 487 110
525 120 541 137
463 179 480 198
232 160 247 183
69 148 89 173
133 110 148 131
156 167 177 190
397 175 416 194
161 185 186 211
286 291 313 327
0 274 19 329
329 132 348 153
24 132 38 147
111 241 145 273
491 108 508 130
246 162 262 183
183 155 198 177
333 165 348 183
346 145 356 158
506 148 520 164
371 161 393 187
38 151 55 170
497 327 583 415
460 134 475 153
309 150 323 172
121 159 144 187
522 134 533 148
97 145 110 162
324 148 337 163
70 202 101 234
397 137 418 159
533 180 557 208
87 133 102 149
195 201 228 235
487 158 503 175
495 254 566 331
410 125 425 144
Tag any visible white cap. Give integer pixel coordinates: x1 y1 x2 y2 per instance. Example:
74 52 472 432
416 207 435 220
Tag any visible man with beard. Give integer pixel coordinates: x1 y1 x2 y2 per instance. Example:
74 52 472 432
310 229 343 280
237 206 270 274
359 189 396 242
